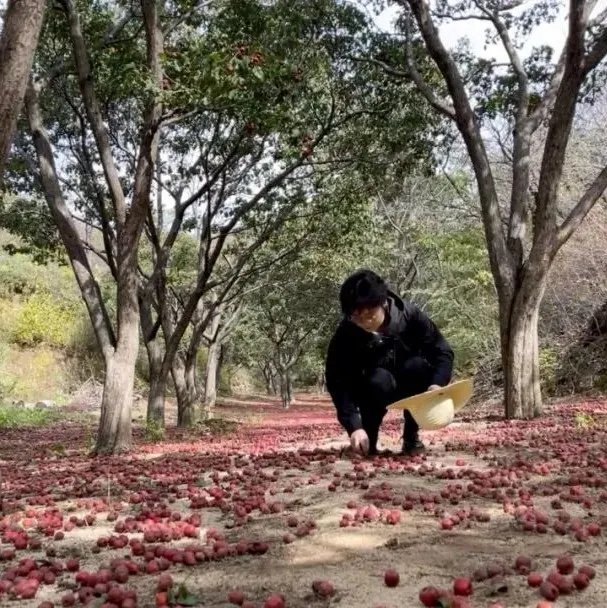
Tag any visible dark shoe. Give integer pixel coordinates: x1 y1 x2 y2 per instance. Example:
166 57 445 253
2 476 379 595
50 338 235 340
401 437 426 456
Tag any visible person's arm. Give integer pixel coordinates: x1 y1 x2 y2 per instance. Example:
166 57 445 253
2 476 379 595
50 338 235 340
325 333 362 436
407 304 454 386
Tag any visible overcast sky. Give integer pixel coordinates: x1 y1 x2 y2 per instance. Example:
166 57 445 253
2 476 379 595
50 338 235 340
374 1 607 61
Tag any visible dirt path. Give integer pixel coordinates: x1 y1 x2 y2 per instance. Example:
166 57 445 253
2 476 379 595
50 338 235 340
1 394 607 607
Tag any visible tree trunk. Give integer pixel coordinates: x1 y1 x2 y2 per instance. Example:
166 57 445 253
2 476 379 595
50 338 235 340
278 367 293 409
96 294 139 454
171 354 197 427
183 358 198 425
146 342 165 425
204 340 220 415
141 296 165 425
500 270 547 419
0 0 47 179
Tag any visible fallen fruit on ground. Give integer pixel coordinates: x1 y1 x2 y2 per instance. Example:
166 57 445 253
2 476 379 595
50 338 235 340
312 580 335 598
453 577 472 596
384 569 399 587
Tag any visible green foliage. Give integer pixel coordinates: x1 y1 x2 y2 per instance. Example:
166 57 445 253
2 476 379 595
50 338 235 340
409 228 498 374
13 293 80 348
538 346 558 393
145 418 165 442
0 405 58 428
0 249 78 300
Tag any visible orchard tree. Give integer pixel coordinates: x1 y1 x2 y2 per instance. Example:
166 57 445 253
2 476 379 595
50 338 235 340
0 0 47 179
23 0 163 453
377 0 607 417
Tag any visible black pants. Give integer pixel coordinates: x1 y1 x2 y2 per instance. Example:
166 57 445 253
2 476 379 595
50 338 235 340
358 356 433 452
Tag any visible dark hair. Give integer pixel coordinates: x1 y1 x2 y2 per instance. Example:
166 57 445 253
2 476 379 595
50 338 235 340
339 269 388 316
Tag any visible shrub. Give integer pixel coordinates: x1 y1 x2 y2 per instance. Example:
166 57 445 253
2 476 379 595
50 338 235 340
12 293 79 348
0 405 56 428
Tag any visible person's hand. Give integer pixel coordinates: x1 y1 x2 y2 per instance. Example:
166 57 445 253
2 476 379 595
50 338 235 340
427 384 442 392
350 429 369 455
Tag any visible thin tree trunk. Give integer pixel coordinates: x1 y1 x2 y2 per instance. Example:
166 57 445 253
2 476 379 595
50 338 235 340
0 0 47 178
171 354 197 427
286 370 293 405
183 358 198 425
278 367 293 409
140 295 165 425
204 340 220 416
144 337 165 425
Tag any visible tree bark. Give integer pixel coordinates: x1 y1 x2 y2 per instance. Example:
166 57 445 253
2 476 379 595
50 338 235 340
278 367 293 409
171 354 197 427
204 340 220 415
141 296 165 425
0 0 47 179
500 267 549 419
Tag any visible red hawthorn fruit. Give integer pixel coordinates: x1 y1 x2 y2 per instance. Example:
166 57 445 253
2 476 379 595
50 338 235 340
383 569 399 587
527 572 543 587
228 590 245 605
539 581 559 601
419 586 441 607
578 564 596 579
573 572 590 590
312 580 335 597
556 555 574 575
453 577 472 596
263 593 285 608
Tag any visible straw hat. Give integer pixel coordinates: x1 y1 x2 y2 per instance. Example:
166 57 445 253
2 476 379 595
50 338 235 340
387 379 473 430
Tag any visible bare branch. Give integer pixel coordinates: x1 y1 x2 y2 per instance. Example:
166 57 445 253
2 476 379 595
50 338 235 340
583 27 607 75
528 51 567 133
349 54 408 78
556 164 607 248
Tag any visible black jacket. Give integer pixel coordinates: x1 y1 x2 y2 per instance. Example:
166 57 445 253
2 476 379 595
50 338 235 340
325 292 454 435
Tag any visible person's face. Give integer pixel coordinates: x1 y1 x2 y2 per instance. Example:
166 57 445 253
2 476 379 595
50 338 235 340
350 304 385 332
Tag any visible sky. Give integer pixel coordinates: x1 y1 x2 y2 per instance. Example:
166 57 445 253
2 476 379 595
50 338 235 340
373 1 607 61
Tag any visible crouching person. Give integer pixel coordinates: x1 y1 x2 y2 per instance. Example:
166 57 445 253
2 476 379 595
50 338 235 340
325 269 454 456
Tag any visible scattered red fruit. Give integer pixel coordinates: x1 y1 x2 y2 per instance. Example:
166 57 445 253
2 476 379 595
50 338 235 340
515 555 532 573
419 586 441 607
579 564 596 579
157 573 173 591
573 572 590 590
384 569 399 587
556 555 574 574
539 581 559 601
264 593 285 608
228 590 246 605
312 580 335 598
527 572 543 587
453 577 472 596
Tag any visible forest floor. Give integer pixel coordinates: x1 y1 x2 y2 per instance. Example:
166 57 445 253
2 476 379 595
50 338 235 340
1 392 607 608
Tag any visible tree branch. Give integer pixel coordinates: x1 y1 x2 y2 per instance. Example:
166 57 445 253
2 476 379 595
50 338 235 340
583 27 607 75
556 163 607 248
24 78 116 359
402 0 513 294
531 0 589 251
62 0 128 226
